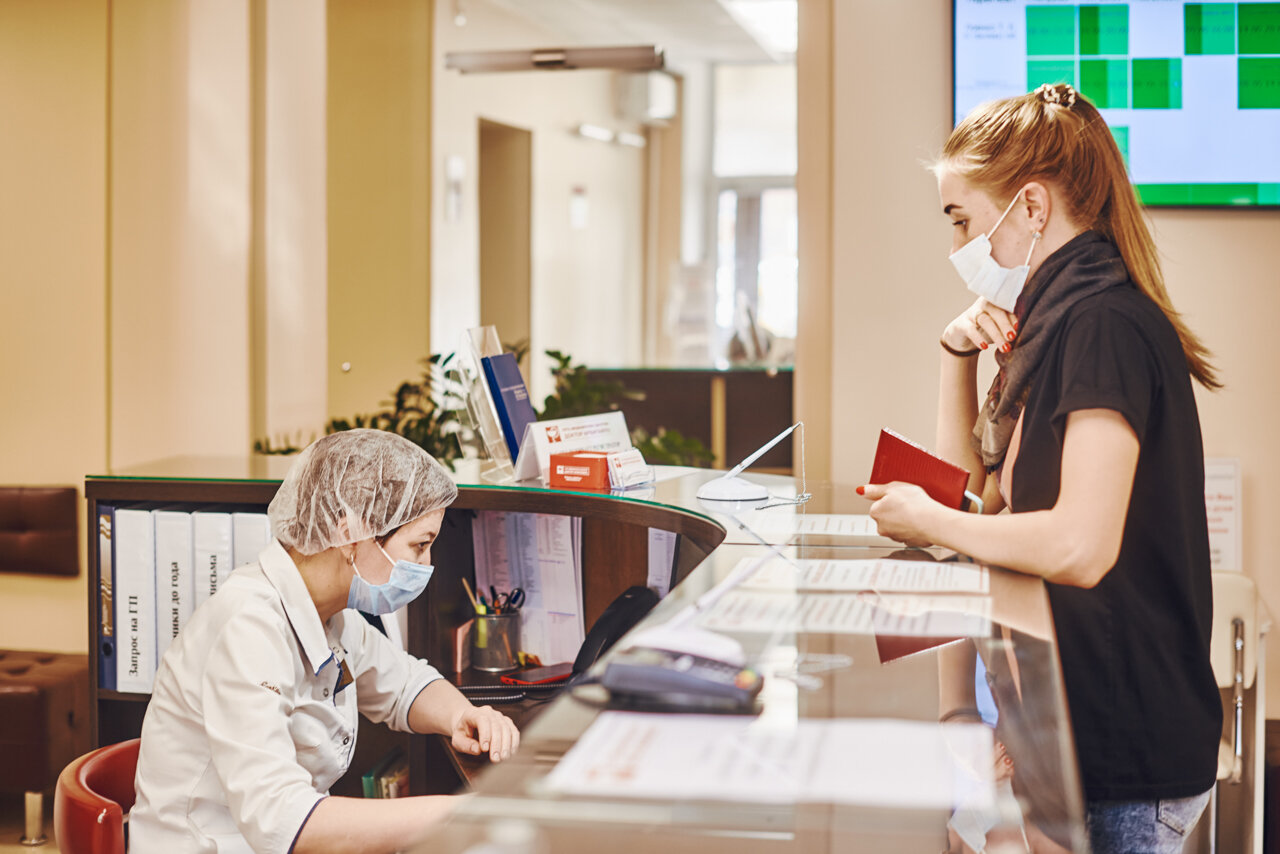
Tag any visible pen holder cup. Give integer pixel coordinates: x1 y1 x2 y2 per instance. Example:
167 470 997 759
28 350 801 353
470 612 521 672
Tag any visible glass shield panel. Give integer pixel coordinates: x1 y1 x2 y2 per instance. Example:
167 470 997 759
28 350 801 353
411 522 1086 852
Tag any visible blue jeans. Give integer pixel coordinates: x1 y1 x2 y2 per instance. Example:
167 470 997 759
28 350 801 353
1086 790 1212 854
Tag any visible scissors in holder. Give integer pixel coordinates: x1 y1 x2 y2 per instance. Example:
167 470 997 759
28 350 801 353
496 587 525 613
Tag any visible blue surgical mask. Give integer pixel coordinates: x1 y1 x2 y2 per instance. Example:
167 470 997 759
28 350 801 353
347 543 434 615
949 189 1040 312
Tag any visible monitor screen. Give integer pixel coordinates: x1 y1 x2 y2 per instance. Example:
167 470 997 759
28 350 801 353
953 0 1280 207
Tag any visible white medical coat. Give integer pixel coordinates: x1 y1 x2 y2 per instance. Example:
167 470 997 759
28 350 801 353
129 540 443 853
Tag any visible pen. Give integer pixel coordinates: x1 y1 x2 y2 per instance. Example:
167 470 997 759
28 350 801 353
722 422 798 481
461 577 480 612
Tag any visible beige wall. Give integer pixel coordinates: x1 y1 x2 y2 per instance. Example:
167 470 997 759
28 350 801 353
253 0 329 442
109 0 253 469
0 0 109 653
798 0 1280 713
431 0 646 399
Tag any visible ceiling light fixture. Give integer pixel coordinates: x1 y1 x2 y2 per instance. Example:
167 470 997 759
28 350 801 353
445 45 665 74
718 0 797 58
575 124 616 144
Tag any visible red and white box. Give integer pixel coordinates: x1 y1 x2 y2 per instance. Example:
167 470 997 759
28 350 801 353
548 451 611 490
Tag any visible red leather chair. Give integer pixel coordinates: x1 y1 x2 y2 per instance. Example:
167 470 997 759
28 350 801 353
53 738 139 854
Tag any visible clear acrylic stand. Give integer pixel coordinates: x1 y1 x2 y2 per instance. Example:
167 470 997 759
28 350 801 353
457 326 515 481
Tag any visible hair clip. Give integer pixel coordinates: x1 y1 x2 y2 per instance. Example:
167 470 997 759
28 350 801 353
1034 82 1078 108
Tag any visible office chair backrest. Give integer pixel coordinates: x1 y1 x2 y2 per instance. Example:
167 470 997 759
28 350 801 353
53 738 140 854
1210 572 1261 690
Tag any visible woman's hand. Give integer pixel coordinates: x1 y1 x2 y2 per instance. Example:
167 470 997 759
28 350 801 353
993 740 1015 783
858 482 941 548
942 297 1018 354
450 704 520 763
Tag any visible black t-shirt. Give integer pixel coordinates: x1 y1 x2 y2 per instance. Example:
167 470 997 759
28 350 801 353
1009 279 1221 801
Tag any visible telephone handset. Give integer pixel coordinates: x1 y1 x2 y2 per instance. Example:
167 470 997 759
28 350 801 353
572 586 661 676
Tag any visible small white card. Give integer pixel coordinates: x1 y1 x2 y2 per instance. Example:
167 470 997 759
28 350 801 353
513 412 632 481
607 447 655 488
1205 457 1242 572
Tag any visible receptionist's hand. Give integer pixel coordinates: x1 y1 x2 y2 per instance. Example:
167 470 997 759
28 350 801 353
859 482 938 548
942 296 1018 354
451 704 520 763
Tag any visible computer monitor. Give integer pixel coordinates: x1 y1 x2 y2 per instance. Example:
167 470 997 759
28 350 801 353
953 0 1280 207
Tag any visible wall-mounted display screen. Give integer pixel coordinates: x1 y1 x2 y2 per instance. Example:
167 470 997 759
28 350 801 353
954 0 1280 206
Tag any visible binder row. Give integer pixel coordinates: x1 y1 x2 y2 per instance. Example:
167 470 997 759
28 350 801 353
96 505 272 694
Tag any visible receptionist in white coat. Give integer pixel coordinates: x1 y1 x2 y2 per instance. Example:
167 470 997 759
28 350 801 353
130 429 519 854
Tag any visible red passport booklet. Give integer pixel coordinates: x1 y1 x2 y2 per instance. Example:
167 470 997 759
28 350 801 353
868 428 971 510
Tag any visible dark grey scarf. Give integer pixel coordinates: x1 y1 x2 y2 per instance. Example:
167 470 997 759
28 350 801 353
973 230 1132 470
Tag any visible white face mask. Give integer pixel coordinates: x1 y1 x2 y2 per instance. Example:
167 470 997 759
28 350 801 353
949 190 1040 312
347 543 434 615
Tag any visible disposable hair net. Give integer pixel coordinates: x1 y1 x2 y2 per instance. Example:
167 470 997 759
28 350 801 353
268 429 458 555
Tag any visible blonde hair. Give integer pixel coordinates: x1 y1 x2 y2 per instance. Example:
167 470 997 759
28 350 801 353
939 84 1220 389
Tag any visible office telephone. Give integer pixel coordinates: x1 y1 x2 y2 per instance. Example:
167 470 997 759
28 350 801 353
572 585 660 675
463 585 762 713
601 645 763 713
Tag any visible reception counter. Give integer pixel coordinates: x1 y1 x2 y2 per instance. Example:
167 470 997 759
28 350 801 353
84 459 1087 851
415 466 1087 853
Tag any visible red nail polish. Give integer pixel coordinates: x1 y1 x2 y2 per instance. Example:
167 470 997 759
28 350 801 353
980 342 988 350
1007 331 1016 341
856 486 865 495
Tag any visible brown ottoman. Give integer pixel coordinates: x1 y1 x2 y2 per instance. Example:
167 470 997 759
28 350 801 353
0 650 90 845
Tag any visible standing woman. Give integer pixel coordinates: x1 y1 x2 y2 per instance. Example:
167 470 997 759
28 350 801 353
131 429 519 854
862 84 1222 852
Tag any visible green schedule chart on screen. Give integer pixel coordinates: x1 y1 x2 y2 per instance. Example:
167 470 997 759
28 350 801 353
955 1 1280 206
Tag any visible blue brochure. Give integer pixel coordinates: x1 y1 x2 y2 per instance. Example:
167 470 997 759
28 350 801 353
481 353 539 460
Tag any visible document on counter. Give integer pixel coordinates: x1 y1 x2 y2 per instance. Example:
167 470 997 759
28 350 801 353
542 711 994 810
732 557 989 593
869 595 993 639
696 590 992 637
732 514 901 547
745 512 884 540
471 511 584 663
